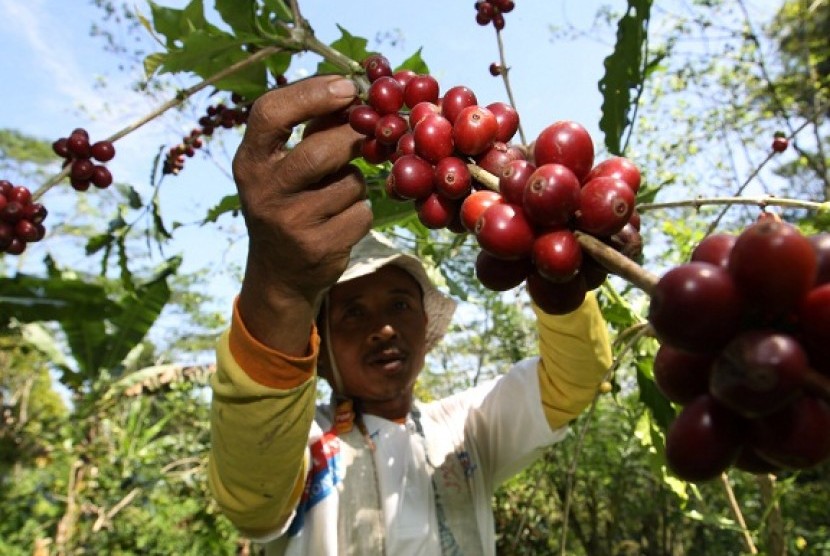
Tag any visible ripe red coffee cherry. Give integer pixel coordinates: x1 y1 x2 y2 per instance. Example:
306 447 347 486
409 101 441 128
367 76 405 115
475 251 532 291
576 176 635 237
416 193 458 229
91 166 113 188
393 133 416 161
90 140 116 162
393 69 417 89
0 222 13 249
361 137 394 164
362 54 393 82
797 284 830 369
404 75 440 109
349 105 381 136
413 114 454 163
526 271 588 315
690 232 737 269
5 237 26 255
605 223 643 263
474 202 535 259
750 394 830 469
728 220 817 320
532 229 582 282
66 132 91 158
653 344 715 405
453 105 498 156
71 159 95 181
579 253 608 290
52 137 70 158
10 185 32 205
648 262 744 353
488 63 502 77
522 163 581 228
533 120 595 182
375 114 409 146
486 101 519 143
771 135 789 153
499 159 536 205
475 141 523 178
390 154 434 200
22 203 47 225
14 219 40 242
434 157 472 199
441 85 478 124
584 156 641 193
710 330 809 418
809 232 830 285
665 394 746 482
460 189 503 232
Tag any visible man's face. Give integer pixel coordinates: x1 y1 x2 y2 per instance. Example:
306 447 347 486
324 265 428 417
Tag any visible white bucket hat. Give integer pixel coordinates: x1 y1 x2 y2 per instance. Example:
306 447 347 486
320 230 457 395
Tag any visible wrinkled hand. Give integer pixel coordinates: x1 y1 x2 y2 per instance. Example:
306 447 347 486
234 76 372 354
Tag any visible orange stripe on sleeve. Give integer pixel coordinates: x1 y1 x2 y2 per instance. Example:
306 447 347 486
228 296 320 389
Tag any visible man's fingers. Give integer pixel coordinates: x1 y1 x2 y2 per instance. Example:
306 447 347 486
242 75 359 154
274 123 364 194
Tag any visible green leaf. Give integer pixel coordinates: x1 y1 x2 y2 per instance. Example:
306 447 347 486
262 0 294 22
158 31 268 98
215 0 257 35
0 275 121 323
203 194 241 223
598 0 653 155
97 258 180 375
396 48 429 75
148 0 211 46
635 355 676 432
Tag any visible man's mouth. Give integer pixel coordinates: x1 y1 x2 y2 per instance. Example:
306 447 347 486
366 347 407 369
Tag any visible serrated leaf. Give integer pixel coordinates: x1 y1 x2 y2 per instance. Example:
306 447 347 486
598 0 653 155
148 0 211 46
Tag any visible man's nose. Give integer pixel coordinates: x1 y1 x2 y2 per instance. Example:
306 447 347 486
369 323 397 342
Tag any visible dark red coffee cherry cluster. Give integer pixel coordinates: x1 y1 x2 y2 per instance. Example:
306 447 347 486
474 0 515 30
0 180 47 255
164 93 250 176
52 128 115 191
648 221 830 482
350 54 642 316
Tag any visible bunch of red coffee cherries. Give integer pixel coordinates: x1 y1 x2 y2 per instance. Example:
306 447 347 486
349 54 642 315
649 221 830 481
0 181 47 255
474 0 515 30
52 128 116 191
163 93 251 176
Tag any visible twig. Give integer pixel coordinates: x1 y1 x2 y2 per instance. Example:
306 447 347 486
91 488 142 532
637 195 829 214
720 472 758 554
494 29 526 145
575 232 659 296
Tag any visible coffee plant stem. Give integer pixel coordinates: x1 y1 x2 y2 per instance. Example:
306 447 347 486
720 472 759 554
494 29 526 145
575 231 659 296
637 195 829 214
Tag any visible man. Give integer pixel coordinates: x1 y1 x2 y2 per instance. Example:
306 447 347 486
208 75 613 555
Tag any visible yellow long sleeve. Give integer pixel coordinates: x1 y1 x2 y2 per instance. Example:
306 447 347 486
208 301 318 537
535 292 613 430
